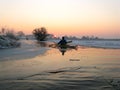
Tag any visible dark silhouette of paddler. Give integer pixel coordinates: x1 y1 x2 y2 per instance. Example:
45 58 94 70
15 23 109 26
58 36 67 48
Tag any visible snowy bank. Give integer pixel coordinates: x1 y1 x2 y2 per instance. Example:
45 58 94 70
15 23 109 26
0 35 20 49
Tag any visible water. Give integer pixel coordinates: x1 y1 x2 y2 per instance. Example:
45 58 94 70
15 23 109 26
0 40 120 90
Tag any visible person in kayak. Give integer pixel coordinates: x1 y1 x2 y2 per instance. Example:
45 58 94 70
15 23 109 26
58 36 67 48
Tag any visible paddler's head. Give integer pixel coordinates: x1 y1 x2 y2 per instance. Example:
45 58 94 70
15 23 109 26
62 36 65 40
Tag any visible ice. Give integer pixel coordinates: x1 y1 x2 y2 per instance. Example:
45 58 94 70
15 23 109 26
50 39 120 49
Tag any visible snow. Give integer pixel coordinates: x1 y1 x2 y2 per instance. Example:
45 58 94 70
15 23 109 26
49 39 120 49
0 35 20 49
0 40 49 61
73 40 120 49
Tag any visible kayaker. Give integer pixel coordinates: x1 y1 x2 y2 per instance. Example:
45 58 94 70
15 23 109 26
58 36 67 48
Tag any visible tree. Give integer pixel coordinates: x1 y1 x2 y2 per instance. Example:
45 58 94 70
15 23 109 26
5 30 18 40
17 31 25 37
0 28 6 35
33 27 48 41
1 28 5 34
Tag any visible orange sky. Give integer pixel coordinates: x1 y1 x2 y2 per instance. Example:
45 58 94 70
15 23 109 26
0 0 120 38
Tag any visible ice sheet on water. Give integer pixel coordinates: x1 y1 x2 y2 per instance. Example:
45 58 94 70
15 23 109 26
49 39 120 49
73 40 120 49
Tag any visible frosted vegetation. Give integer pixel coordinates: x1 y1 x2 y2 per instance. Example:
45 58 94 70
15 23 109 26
0 28 21 49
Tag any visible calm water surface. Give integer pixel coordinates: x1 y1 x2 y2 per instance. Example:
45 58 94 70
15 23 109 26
0 40 120 90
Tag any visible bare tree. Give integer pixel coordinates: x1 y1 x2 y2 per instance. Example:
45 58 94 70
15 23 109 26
5 30 18 40
33 27 48 41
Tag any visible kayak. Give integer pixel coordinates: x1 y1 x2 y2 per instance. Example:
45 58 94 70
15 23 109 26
58 44 78 49
48 41 78 49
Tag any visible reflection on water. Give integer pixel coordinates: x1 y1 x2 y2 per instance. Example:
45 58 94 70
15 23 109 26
0 41 120 90
37 41 78 56
0 48 120 77
59 48 78 56
36 41 56 47
59 48 66 55
36 41 49 47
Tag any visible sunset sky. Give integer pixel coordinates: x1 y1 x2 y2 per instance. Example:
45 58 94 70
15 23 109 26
0 0 120 38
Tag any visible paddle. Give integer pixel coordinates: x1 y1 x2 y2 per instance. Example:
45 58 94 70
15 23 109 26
67 41 72 43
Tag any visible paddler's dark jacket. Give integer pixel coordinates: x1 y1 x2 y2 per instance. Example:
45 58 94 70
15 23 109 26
58 39 67 46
